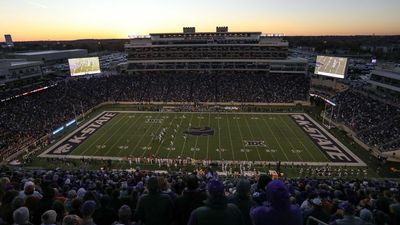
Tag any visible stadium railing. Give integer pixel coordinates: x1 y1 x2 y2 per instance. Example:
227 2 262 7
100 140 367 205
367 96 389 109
306 216 329 225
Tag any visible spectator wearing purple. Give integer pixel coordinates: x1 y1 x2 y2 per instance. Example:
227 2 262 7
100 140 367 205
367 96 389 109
250 180 302 225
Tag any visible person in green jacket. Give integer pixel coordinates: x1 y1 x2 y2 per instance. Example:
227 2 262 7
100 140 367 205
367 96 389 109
188 179 244 225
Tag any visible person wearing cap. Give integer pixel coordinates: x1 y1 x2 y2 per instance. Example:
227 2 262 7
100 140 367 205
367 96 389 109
134 176 174 225
307 198 330 225
187 179 244 225
250 180 302 225
329 201 363 225
33 187 56 225
41 210 57 225
174 175 207 225
13 207 32 225
227 179 257 225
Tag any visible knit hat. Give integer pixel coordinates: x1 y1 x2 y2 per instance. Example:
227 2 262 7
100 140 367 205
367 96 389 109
67 190 77 199
81 200 96 217
41 210 57 225
266 180 290 209
13 207 30 225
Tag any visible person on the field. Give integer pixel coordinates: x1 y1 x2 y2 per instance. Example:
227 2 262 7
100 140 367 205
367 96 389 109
250 180 302 225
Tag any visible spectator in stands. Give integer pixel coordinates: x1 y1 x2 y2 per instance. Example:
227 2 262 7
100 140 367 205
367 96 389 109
307 198 330 225
40 210 57 225
13 207 32 225
252 175 271 206
174 175 207 225
227 179 257 225
329 201 363 225
18 181 42 200
112 205 133 225
188 179 244 225
135 176 174 225
80 200 97 225
62 215 81 225
250 180 302 225
93 196 117 225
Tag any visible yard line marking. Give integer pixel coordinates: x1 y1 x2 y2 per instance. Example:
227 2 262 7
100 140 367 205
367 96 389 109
270 115 304 162
206 112 211 160
106 113 144 157
233 113 249 161
278 115 316 161
139 114 167 157
192 115 203 159
253 114 276 162
156 114 180 158
180 114 194 158
244 115 263 161
80 113 127 156
260 115 290 162
225 113 235 161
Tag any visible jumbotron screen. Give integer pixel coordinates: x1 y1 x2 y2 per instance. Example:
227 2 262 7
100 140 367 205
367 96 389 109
314 56 348 79
68 57 101 76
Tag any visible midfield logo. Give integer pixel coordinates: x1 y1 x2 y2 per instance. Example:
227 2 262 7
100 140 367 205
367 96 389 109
184 127 214 136
49 112 117 155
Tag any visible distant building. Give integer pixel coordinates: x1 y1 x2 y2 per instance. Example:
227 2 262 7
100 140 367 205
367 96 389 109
8 49 88 64
4 34 14 47
0 59 43 85
368 69 400 98
124 26 307 76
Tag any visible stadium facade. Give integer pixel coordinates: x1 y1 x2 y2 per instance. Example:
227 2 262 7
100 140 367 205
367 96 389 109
124 27 308 75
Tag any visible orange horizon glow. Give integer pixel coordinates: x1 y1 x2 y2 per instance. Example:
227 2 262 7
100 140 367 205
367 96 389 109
1 0 400 42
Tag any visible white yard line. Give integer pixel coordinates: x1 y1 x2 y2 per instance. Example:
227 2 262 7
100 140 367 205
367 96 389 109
243 115 262 161
225 113 236 161
260 115 291 162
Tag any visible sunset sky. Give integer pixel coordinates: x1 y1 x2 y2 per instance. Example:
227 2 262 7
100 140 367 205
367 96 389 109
1 0 400 41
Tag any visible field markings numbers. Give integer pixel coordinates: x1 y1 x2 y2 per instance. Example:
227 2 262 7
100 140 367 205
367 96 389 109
278 116 317 161
233 114 249 161
225 112 236 161
252 115 277 162
260 115 290 162
104 113 144 157
270 115 304 162
206 112 211 160
192 115 203 159
139 114 169 158
80 113 127 156
180 114 194 158
244 115 262 161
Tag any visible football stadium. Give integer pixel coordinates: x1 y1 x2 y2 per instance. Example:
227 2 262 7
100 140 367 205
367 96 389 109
1 1 400 225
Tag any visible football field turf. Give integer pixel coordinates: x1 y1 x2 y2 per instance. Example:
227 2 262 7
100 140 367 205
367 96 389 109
40 111 365 166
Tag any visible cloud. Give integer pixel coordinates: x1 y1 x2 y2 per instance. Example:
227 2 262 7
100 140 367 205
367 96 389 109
27 1 48 9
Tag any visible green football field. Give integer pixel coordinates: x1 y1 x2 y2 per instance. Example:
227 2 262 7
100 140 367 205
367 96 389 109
41 111 365 166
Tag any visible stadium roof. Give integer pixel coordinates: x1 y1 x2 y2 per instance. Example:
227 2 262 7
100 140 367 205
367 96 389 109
12 49 87 56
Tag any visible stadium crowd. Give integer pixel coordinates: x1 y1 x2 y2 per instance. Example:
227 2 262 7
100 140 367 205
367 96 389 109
328 90 400 152
0 167 399 225
0 73 309 159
